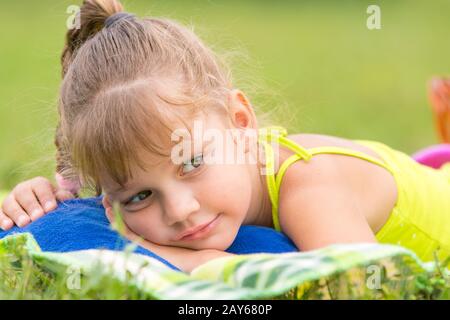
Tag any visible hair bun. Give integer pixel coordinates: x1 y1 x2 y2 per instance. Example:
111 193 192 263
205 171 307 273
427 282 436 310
61 0 124 77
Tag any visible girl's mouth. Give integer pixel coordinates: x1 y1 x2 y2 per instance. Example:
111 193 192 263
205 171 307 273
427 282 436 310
177 214 221 241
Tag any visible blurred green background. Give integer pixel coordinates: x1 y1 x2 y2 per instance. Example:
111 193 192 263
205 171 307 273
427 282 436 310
1 0 449 191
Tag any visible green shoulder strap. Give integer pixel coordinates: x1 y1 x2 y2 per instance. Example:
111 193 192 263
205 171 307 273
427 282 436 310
258 126 393 232
258 126 313 232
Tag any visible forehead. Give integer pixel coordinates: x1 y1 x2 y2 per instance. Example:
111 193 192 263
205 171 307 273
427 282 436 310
101 111 228 193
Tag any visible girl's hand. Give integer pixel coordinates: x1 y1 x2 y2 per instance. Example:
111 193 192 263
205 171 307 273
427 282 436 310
0 176 75 231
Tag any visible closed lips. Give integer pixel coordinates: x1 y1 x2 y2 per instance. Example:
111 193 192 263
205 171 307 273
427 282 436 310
177 215 219 240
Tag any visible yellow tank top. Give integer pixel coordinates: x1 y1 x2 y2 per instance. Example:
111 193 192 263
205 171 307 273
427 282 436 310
258 126 450 264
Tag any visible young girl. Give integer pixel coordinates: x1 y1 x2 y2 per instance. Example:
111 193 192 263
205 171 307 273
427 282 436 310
1 0 449 273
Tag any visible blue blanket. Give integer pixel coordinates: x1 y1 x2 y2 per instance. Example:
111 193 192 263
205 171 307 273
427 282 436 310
0 196 298 271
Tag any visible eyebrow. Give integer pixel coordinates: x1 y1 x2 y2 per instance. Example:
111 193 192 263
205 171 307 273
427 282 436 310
111 185 126 193
107 139 214 194
105 184 131 195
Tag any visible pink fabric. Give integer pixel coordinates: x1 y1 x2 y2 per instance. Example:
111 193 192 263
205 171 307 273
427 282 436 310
412 144 450 169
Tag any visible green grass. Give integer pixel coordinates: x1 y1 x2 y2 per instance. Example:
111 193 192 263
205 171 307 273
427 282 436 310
1 242 449 300
0 245 153 299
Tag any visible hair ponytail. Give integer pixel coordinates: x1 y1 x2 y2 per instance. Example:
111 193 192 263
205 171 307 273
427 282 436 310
55 0 124 196
61 0 124 77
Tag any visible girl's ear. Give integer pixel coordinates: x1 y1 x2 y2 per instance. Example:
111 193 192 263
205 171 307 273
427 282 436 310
227 89 257 129
227 89 258 154
102 195 114 223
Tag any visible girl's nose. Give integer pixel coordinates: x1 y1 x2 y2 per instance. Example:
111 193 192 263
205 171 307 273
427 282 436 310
162 189 201 226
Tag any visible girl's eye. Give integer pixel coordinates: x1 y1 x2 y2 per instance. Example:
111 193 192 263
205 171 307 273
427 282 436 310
125 190 152 206
182 154 203 174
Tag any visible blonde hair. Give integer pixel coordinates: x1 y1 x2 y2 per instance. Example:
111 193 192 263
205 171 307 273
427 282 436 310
56 0 243 196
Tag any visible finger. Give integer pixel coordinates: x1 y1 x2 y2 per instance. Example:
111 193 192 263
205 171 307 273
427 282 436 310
13 183 46 222
0 209 14 231
1 194 31 227
30 177 58 213
55 189 75 202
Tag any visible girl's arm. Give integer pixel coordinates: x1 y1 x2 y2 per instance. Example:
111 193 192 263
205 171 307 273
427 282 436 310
138 239 234 273
124 231 235 273
278 161 377 252
279 185 377 252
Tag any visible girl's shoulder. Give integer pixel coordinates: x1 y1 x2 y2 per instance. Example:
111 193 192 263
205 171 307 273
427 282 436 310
286 133 385 162
277 132 379 190
277 132 398 233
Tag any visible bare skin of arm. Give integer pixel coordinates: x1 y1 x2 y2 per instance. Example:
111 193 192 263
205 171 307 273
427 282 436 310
277 153 379 252
126 231 234 273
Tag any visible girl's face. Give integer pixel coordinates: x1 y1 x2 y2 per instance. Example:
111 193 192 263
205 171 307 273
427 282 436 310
102 95 263 250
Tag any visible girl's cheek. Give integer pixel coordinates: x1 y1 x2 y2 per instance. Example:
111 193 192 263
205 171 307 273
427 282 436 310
200 165 232 193
205 165 251 207
123 212 156 237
